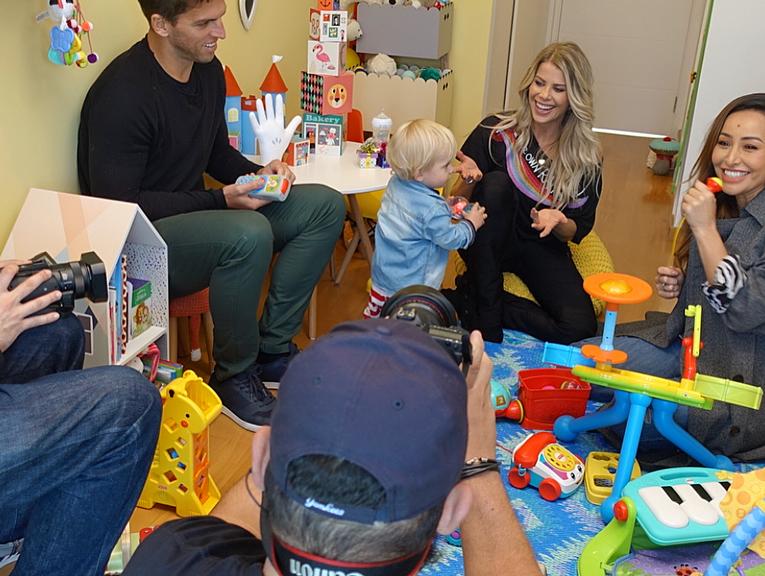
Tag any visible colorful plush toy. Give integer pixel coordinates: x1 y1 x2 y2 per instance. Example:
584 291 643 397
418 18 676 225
419 67 441 81
38 0 98 68
346 47 361 70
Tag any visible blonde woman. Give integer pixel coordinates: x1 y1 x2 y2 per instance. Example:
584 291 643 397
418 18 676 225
447 42 602 344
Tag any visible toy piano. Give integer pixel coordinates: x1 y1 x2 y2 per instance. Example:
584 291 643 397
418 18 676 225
579 467 732 575
624 467 730 546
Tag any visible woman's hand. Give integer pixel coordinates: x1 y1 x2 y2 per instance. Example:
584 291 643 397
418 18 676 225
655 265 684 299
530 207 568 238
464 330 496 461
453 151 483 185
682 180 717 234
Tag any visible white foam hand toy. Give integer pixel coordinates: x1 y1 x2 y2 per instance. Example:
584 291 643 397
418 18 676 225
248 93 302 165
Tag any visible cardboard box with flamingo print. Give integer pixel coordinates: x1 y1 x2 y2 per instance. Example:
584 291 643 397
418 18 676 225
307 40 346 76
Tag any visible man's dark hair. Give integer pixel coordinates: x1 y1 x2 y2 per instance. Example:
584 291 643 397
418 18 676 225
137 0 210 23
266 455 443 562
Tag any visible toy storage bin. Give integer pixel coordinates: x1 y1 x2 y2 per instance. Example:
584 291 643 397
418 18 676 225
517 368 591 430
352 70 453 132
356 3 453 60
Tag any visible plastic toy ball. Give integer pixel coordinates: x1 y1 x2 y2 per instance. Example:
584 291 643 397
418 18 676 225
448 195 470 219
706 177 723 193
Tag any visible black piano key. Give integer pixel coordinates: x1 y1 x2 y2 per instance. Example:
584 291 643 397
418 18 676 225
692 483 712 502
662 485 683 504
720 481 731 491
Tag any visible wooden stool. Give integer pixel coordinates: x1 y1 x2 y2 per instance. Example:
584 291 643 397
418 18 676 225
169 288 214 368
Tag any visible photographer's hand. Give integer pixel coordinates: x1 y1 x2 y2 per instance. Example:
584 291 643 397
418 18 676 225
464 330 496 461
460 330 542 575
0 264 62 352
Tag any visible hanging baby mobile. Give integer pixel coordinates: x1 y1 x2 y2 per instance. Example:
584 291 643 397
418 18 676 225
37 0 98 68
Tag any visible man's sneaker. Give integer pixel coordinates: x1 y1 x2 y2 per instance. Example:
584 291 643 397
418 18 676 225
209 367 275 431
257 343 300 390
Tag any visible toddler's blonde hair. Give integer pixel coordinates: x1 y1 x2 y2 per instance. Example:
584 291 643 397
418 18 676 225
387 119 456 180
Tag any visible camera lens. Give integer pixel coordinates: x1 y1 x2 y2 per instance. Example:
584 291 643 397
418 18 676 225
380 285 472 372
78 251 108 303
8 251 108 314
380 285 460 328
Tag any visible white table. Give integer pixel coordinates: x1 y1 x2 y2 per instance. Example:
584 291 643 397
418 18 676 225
250 142 391 284
292 142 391 284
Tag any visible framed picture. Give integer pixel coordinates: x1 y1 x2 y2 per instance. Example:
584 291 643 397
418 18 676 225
239 0 257 30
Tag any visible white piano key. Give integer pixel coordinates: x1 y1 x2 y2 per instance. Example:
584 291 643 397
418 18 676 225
701 481 729 512
638 486 688 529
673 483 719 525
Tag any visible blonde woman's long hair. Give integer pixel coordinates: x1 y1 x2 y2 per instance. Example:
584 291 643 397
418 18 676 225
486 42 601 208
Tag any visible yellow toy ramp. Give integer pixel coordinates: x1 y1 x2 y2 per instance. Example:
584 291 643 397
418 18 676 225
137 371 222 517
162 370 223 432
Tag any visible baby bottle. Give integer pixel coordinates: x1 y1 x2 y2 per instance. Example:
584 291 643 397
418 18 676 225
371 111 392 168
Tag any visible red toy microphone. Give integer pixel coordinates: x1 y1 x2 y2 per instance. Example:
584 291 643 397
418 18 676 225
706 177 723 193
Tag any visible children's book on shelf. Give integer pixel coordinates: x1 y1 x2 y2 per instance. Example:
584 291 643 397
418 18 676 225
128 277 152 339
108 286 118 364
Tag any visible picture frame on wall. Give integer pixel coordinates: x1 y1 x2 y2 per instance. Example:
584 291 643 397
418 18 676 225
239 0 257 30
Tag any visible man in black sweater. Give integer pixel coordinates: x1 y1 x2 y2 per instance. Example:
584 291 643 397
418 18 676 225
78 0 345 430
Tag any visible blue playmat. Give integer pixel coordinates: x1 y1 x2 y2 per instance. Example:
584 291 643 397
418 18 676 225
419 330 762 576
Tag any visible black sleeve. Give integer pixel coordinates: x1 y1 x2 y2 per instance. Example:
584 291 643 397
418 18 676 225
123 517 266 576
566 168 602 243
78 82 230 221
460 115 506 176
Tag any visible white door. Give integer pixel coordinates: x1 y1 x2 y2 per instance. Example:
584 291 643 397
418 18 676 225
552 0 696 135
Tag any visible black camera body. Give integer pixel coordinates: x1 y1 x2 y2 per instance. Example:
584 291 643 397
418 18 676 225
9 251 108 313
380 285 472 373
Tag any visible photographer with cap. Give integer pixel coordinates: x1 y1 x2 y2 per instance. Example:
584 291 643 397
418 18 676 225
123 320 541 575
0 261 162 574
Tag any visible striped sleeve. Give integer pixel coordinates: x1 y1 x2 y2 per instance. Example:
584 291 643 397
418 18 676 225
702 254 747 313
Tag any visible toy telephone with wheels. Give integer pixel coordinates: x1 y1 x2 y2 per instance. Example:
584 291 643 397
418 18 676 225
508 431 584 501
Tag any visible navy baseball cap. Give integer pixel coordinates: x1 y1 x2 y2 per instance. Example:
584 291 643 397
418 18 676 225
268 319 468 524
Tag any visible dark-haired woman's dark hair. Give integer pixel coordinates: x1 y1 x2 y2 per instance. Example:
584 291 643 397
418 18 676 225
674 93 765 270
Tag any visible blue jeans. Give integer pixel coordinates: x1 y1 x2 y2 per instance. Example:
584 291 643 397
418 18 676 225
577 335 686 457
0 315 162 575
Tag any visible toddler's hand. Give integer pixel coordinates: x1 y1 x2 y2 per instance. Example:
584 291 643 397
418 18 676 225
466 202 487 231
655 265 683 299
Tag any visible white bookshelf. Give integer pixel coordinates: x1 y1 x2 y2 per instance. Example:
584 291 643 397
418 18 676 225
2 188 168 368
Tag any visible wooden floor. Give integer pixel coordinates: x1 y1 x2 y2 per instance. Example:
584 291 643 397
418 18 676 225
130 132 677 530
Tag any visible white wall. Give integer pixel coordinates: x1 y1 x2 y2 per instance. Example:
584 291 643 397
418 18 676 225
504 0 551 110
674 0 765 220
483 0 515 116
